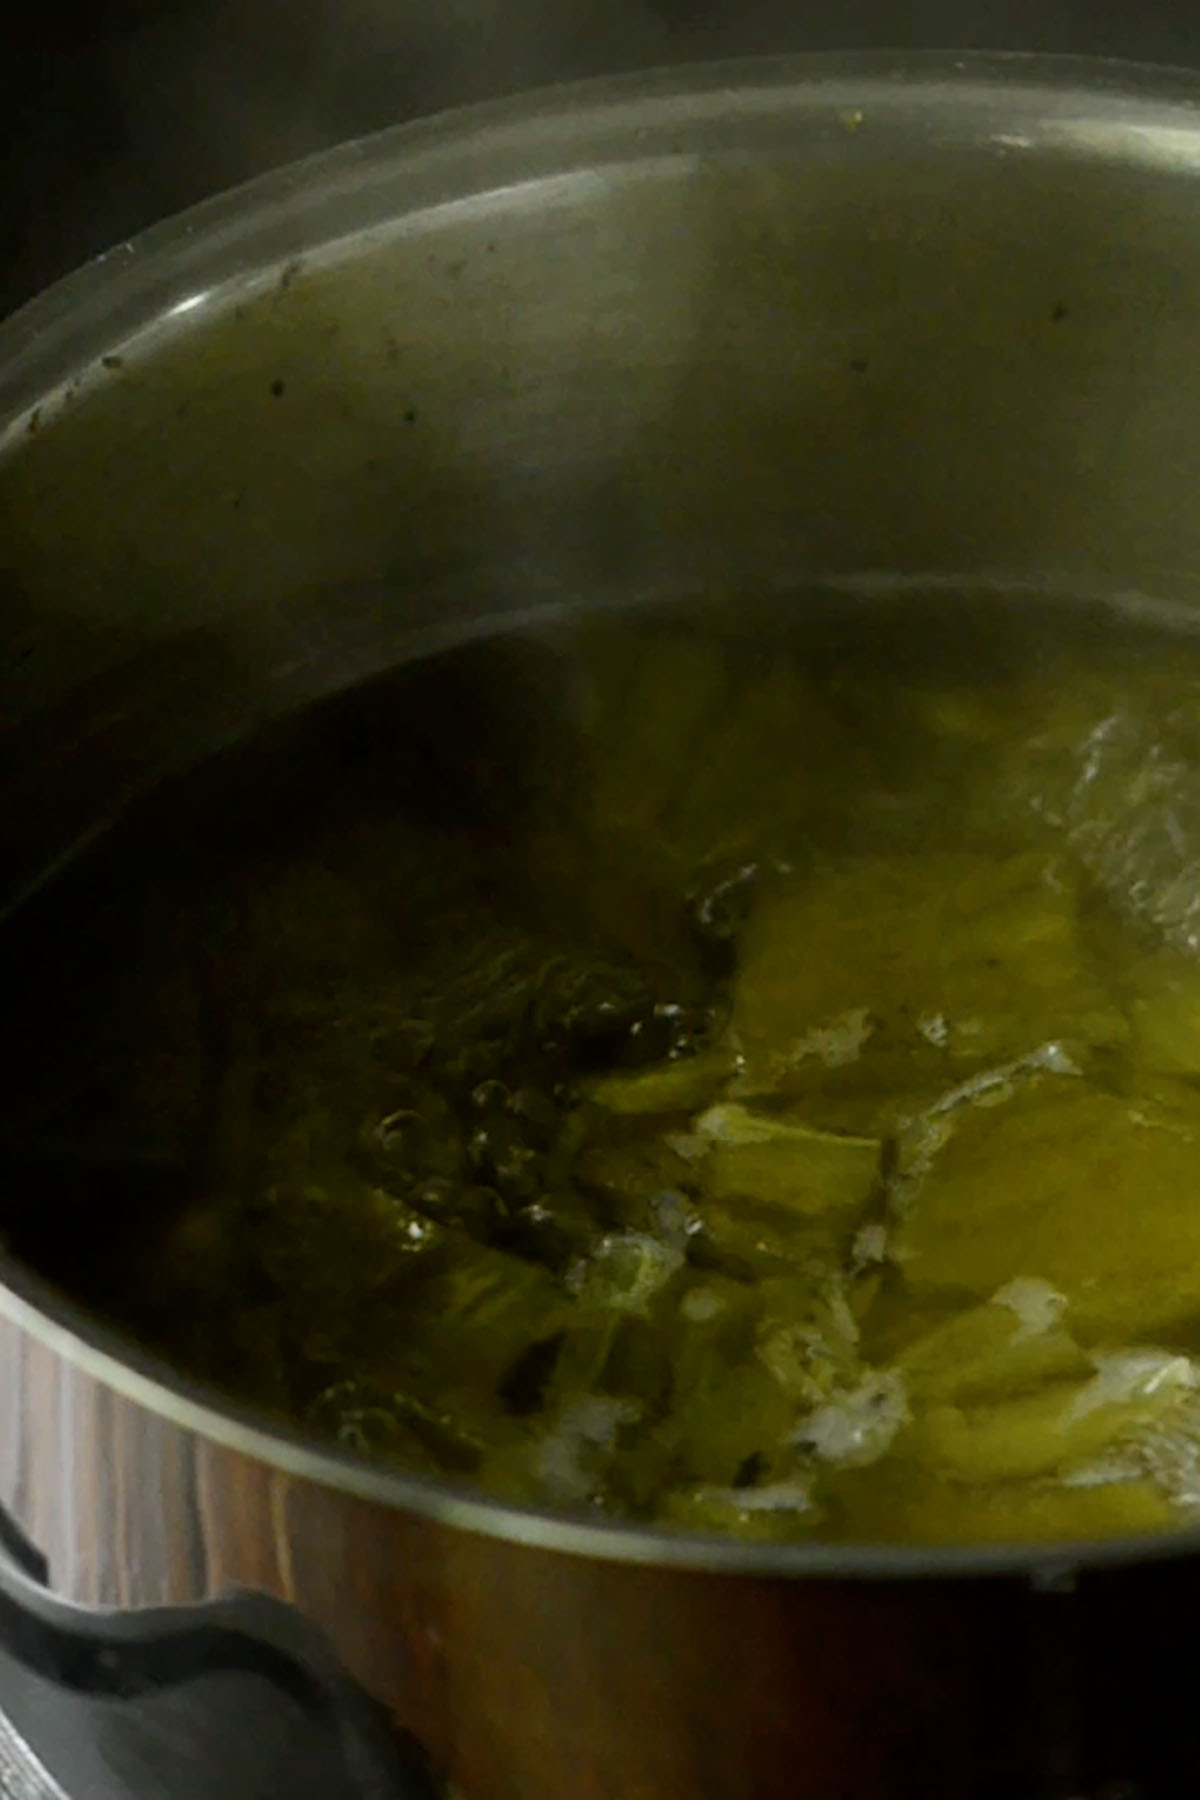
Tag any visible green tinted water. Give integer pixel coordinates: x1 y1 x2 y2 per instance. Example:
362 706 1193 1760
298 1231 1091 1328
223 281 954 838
7 589 1200 1544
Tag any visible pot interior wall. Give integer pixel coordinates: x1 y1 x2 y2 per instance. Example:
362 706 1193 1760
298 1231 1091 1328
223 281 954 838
4 90 1200 782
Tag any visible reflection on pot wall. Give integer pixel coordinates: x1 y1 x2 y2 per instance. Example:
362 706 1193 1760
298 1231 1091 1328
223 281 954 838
7 0 1200 319
8 137 1200 695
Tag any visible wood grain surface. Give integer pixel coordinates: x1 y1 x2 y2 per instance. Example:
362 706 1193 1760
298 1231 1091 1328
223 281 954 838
0 1310 1151 1799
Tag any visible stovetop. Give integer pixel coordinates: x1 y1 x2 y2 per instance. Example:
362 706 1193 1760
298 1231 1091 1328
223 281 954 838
0 1501 434 1800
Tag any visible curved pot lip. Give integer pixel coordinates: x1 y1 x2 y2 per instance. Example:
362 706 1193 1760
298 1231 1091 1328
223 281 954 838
7 47 1200 1579
7 1250 1200 1585
7 47 1200 421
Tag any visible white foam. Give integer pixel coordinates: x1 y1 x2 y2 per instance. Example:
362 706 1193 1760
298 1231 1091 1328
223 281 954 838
535 1396 641 1502
1065 1348 1197 1423
794 1370 909 1468
991 1278 1068 1339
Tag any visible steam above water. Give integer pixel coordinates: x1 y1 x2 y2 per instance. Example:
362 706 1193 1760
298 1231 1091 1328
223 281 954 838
5 0 1196 320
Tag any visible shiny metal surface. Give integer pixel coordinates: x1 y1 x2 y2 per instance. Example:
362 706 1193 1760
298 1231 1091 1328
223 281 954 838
6 45 1200 1570
0 1712 65 1800
6 52 1200 1795
12 1 1200 326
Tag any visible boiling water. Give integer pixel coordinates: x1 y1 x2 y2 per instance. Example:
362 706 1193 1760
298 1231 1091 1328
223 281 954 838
7 588 1200 1545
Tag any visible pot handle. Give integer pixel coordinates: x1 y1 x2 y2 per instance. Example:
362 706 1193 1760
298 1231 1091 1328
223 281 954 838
0 1497 439 1800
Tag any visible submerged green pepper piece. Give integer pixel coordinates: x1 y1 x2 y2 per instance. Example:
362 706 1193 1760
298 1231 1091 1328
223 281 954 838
583 1047 738 1117
893 1081 1200 1343
657 1277 797 1487
745 1040 959 1139
696 1104 881 1217
893 1286 1090 1407
390 1239 570 1397
731 852 1124 1095
823 1459 1177 1545
900 1349 1195 1485
697 1203 843 1279
689 1104 881 1277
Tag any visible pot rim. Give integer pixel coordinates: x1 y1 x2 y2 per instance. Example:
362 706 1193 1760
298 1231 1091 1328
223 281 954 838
5 47 1200 1579
8 45 1200 430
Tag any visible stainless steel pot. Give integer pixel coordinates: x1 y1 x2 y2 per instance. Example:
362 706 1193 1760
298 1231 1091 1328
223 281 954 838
4 51 1200 1799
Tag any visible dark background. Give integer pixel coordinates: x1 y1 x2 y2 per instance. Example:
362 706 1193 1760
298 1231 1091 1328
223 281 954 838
4 0 1200 320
